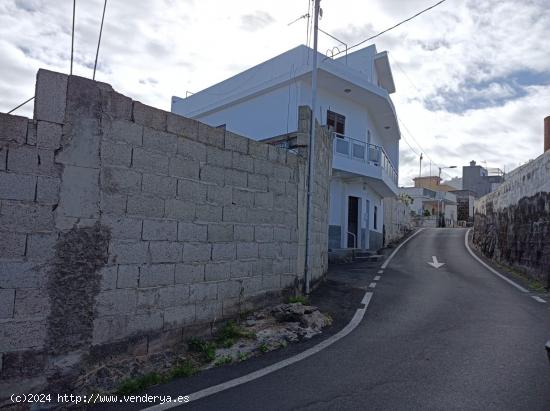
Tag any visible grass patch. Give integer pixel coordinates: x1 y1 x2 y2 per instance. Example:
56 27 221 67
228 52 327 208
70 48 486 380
238 352 249 362
117 372 168 395
214 355 233 366
215 321 256 348
287 295 309 305
259 343 269 353
170 359 198 379
187 337 217 362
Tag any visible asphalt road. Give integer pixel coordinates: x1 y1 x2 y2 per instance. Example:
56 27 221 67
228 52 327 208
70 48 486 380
162 228 550 411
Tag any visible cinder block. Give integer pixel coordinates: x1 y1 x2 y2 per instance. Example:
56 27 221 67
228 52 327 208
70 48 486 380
177 179 207 202
149 241 182 263
164 198 195 221
169 155 199 179
36 121 62 149
0 289 15 319
0 113 28 144
268 178 286 195
56 165 99 219
207 223 233 242
259 243 282 258
195 203 223 222
254 159 274 176
0 232 27 259
143 128 178 154
236 242 258 259
190 282 218 302
102 215 142 239
254 191 274 209
200 164 225 186
100 140 132 167
234 224 254 242
183 242 211 262
92 315 128 345
0 262 45 288
248 140 268 159
106 119 143 146
127 194 164 218
178 222 207 241
102 90 133 121
142 219 177 241
164 304 195 329
274 227 291 242
232 188 254 207
218 279 244 299
248 208 271 224
0 146 6 171
281 274 297 288
36 176 60 204
224 131 248 154
158 284 190 308
206 146 232 168
132 147 169 174
175 263 204 284
211 243 235 261
142 173 177 198
242 276 262 296
273 258 290 275
117 264 139 288
0 172 36 201
198 122 224 148
96 288 137 315
167 112 198 140
207 185 232 205
136 288 160 311
195 301 223 322
222 205 248 223
127 311 163 334
26 233 58 260
26 120 37 145
109 240 149 264
177 137 206 161
133 101 167 131
139 263 175 287
100 192 127 215
254 226 273 243
232 152 254 172
230 260 260 278
0 320 46 350
55 119 101 168
222 297 241 317
101 167 141 194
262 274 281 290
34 69 68 124
7 145 58 177
225 169 248 188
99 265 118 290
205 262 231 281
0 201 54 233
287 152 299 167
248 174 267 191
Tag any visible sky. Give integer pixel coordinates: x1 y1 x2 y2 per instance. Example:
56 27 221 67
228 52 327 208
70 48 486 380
1 0 549 186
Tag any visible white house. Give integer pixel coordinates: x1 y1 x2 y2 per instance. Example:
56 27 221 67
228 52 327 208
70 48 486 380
172 44 400 251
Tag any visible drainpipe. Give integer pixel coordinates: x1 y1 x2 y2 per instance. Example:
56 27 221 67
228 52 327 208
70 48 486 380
304 0 321 295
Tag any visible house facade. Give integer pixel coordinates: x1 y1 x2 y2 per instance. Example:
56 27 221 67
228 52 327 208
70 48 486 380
172 45 400 251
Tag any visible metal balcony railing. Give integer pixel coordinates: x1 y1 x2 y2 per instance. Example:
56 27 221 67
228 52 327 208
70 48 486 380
332 132 398 186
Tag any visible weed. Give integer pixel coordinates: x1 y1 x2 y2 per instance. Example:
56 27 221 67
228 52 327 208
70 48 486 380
214 355 233 366
170 359 198 379
279 340 288 348
216 321 256 348
187 337 217 362
287 295 309 305
238 352 249 362
259 343 269 353
325 313 333 326
117 372 167 395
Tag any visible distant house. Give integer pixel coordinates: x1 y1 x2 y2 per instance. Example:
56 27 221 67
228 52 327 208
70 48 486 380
462 160 504 198
172 44 400 251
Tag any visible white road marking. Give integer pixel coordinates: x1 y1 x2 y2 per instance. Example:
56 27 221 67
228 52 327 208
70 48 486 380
142 230 424 410
427 255 445 269
464 229 529 293
369 282 377 288
377 270 383 274
374 276 381 281
532 296 546 303
381 228 425 269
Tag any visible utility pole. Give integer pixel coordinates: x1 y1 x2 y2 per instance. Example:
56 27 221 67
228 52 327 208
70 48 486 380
419 153 423 178
304 0 320 295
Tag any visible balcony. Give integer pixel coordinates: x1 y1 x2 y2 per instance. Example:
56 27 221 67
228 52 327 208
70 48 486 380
332 133 399 196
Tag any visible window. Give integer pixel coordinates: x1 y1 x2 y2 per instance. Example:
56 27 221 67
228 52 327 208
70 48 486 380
327 110 345 135
374 205 378 230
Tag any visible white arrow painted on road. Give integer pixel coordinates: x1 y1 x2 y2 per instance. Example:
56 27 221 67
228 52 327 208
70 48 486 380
427 256 445 268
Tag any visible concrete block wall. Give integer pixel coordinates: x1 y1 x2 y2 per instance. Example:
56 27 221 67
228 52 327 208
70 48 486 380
0 69 331 399
474 151 550 283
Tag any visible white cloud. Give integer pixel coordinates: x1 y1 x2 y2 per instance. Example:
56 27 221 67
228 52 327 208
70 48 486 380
1 0 549 187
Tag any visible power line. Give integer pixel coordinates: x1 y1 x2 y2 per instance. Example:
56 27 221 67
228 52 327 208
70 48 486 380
330 0 447 59
93 0 108 80
7 96 35 114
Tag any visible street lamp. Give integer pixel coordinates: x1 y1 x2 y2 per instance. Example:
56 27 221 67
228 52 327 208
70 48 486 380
438 165 457 179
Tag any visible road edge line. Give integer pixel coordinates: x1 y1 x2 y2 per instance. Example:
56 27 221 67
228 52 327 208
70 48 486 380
142 230 425 410
464 228 529 293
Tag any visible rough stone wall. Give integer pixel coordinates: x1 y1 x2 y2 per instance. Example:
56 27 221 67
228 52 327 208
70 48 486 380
0 70 330 399
383 196 412 245
473 151 550 283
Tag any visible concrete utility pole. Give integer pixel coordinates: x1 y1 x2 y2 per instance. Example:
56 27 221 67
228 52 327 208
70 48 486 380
419 153 423 178
304 0 320 295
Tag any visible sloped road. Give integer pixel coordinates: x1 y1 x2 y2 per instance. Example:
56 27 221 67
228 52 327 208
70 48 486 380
155 228 550 410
